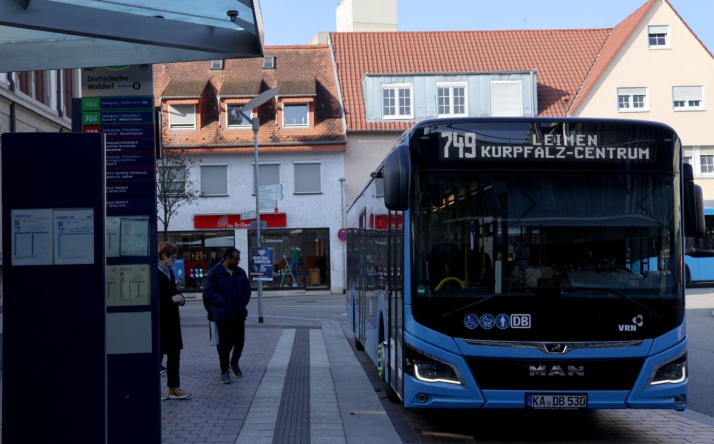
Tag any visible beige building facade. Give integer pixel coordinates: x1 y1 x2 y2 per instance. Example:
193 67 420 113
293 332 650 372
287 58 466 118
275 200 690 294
572 0 714 204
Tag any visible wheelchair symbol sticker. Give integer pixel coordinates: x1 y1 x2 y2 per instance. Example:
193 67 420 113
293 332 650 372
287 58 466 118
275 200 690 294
464 314 479 329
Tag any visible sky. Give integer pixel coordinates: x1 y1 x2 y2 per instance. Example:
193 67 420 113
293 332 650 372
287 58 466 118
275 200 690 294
260 0 714 53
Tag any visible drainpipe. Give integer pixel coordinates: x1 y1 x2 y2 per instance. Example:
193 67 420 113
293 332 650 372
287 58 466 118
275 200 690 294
339 177 346 293
8 73 16 132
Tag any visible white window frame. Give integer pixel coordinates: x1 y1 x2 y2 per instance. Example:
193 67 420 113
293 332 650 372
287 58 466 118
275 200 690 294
200 165 228 196
159 166 187 196
252 163 280 195
382 83 413 119
648 25 671 49
226 104 252 128
168 104 196 130
673 86 704 111
490 80 523 117
283 103 310 127
437 83 467 117
210 60 224 70
617 87 649 113
294 162 322 194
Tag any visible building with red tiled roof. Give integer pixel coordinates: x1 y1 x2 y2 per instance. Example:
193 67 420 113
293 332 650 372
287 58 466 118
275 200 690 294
154 45 347 293
330 0 714 205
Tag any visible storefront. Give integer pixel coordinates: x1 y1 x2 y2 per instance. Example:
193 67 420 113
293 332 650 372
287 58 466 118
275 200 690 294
163 223 331 292
248 227 331 291
163 230 235 291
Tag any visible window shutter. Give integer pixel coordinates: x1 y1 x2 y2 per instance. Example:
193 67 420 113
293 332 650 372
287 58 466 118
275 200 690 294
490 81 522 117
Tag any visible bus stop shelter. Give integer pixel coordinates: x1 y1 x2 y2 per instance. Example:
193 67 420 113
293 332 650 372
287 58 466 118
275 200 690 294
0 0 265 72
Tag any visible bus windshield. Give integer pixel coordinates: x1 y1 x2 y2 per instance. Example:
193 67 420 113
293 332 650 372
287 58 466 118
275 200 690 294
411 169 681 337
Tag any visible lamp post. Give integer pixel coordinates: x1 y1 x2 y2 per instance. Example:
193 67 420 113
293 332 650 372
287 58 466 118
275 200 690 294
239 86 281 324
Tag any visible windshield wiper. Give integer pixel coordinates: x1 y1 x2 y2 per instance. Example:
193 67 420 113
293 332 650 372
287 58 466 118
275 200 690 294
567 286 663 320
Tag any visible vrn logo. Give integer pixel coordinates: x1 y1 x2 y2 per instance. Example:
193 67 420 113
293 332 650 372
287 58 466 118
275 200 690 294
618 314 644 332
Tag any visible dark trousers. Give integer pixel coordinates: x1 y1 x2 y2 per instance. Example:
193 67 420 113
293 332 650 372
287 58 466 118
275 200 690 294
165 349 181 389
215 319 245 373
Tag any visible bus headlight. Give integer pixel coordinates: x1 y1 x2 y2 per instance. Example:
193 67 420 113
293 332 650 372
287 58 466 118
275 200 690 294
650 353 687 386
406 345 462 385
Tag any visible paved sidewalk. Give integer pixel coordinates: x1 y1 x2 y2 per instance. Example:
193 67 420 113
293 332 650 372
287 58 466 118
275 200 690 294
160 313 400 444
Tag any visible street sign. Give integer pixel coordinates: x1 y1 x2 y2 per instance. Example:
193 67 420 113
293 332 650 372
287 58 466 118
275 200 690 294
258 184 283 194
259 200 278 210
240 210 257 220
258 193 282 201
250 221 267 230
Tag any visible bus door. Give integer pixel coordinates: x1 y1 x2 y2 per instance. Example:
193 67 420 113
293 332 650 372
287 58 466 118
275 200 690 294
386 210 404 400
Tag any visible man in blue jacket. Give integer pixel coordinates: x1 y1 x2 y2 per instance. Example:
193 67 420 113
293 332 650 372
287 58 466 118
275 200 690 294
203 248 251 384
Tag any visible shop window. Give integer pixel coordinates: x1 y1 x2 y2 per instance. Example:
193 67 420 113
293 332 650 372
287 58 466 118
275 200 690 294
166 231 235 292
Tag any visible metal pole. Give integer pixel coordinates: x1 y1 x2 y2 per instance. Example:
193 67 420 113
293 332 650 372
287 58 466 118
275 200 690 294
253 117 264 323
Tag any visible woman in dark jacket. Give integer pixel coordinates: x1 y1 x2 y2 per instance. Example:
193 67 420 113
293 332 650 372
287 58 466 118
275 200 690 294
158 242 192 400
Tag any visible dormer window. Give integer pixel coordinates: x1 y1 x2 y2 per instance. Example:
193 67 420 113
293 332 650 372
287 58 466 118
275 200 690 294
283 103 309 127
226 104 252 128
648 25 670 49
262 56 276 69
210 60 224 70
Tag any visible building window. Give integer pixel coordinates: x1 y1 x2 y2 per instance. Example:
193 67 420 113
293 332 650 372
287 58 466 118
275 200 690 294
490 81 522 116
262 56 276 69
382 84 413 119
226 104 252 128
159 166 187 195
648 25 670 49
617 87 648 112
283 103 309 127
62 69 75 119
294 162 321 194
673 86 704 111
201 165 228 196
168 104 196 130
375 177 384 197
210 60 224 70
437 84 467 117
701 155 714 174
253 163 280 194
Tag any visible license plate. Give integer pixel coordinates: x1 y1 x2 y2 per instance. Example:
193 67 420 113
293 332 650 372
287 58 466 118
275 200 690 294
526 394 587 410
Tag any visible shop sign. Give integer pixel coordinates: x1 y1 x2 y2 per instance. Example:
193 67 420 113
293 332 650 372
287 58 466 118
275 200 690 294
194 213 287 229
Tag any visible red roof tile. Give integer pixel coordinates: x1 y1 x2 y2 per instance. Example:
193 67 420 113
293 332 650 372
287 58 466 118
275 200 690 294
154 45 346 151
330 29 610 131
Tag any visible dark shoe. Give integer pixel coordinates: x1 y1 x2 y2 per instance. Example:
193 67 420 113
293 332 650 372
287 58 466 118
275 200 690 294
220 371 231 384
231 364 242 378
168 387 192 400
160 366 167 374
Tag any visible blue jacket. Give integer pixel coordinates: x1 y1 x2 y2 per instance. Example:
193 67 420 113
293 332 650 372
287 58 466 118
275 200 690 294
203 262 251 322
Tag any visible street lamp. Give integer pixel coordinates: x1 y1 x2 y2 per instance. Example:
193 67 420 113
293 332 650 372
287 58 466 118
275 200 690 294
239 86 281 323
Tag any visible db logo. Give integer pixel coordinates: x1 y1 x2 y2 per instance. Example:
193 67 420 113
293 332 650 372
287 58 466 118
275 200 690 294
511 314 531 329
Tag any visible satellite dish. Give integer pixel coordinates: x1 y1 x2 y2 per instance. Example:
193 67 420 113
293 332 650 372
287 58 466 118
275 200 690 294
241 86 281 113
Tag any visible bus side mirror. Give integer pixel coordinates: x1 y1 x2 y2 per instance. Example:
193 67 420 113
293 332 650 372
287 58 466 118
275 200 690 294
683 163 705 237
382 144 411 211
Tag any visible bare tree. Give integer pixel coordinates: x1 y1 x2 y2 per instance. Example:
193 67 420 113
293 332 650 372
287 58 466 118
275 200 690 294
156 148 201 241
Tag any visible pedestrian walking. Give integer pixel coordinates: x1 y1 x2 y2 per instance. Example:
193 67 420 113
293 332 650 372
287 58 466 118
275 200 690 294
203 247 251 384
158 242 192 400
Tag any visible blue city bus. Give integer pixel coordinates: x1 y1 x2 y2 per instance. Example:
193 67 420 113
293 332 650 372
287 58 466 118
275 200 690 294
685 207 714 285
346 117 703 410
